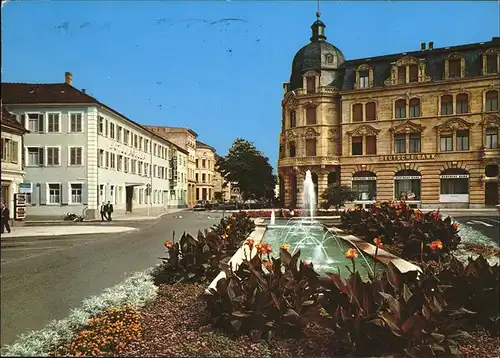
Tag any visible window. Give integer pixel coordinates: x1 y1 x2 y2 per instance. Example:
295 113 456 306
394 134 406 153
306 107 316 125
305 138 316 156
47 113 60 132
289 110 296 128
448 59 461 78
366 136 377 155
485 164 499 177
359 70 369 88
69 113 83 132
394 170 421 201
110 153 116 169
485 127 498 149
456 94 468 114
440 134 453 152
70 147 83 165
99 149 104 167
124 130 129 145
441 95 453 115
440 169 469 196
395 99 406 119
353 104 363 122
409 98 420 118
456 130 469 151
202 173 206 183
409 64 418 83
352 136 363 155
46 147 60 166
133 135 138 148
486 54 498 74
1 138 18 163
352 171 377 201
306 77 315 93
70 183 83 203
397 66 406 84
98 116 104 134
202 159 206 168
109 123 115 139
289 142 296 157
117 126 122 142
485 90 499 112
27 147 44 166
409 133 421 153
28 113 44 132
118 155 123 171
48 184 61 204
366 102 376 121
196 159 199 168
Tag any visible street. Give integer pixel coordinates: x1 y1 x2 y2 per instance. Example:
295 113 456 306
0 211 224 346
454 216 500 245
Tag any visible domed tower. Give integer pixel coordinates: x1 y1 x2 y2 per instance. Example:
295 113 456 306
278 12 345 209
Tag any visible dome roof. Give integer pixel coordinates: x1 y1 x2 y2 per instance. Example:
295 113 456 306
289 19 346 91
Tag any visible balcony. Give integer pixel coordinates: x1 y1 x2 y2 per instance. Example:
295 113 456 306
278 156 340 167
480 147 500 159
291 86 338 96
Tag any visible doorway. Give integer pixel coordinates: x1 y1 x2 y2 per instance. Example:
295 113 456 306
126 186 134 212
485 182 499 206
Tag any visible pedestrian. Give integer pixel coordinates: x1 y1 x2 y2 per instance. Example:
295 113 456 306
106 200 114 221
100 202 107 221
1 203 11 234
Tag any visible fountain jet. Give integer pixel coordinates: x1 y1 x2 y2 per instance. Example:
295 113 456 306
302 170 316 220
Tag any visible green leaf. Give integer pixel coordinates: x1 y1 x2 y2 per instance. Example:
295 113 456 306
232 311 251 318
448 330 472 339
379 311 403 337
431 344 445 353
301 300 315 307
284 309 300 318
380 292 401 318
431 333 445 343
402 284 413 302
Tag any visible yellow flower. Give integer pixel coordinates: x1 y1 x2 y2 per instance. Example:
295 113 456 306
281 243 291 250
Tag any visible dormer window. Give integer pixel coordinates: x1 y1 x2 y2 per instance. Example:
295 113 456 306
409 64 419 83
445 53 465 79
486 54 499 74
397 66 406 84
386 57 429 86
359 71 369 88
449 58 461 78
306 77 316 93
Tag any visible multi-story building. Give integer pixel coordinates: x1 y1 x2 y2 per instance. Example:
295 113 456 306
278 15 500 209
195 140 217 202
146 126 197 207
2 73 189 219
1 107 28 218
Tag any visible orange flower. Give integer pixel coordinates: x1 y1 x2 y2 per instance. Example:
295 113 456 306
373 237 383 248
245 238 255 247
345 248 359 259
164 240 173 248
263 260 273 269
429 240 443 252
452 222 460 229
281 243 291 250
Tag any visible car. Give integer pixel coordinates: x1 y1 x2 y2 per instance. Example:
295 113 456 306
193 200 207 211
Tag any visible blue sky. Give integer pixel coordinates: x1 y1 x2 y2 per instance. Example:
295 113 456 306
2 1 499 171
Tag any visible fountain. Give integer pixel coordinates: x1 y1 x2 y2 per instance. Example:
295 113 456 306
270 210 276 225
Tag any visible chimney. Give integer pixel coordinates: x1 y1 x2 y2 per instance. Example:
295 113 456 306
428 41 434 50
82 88 86 93
420 42 426 51
65 72 73 85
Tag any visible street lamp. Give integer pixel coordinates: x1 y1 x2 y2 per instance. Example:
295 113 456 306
146 183 151 217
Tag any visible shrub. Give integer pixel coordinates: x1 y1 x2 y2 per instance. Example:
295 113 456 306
321 183 356 209
52 305 142 357
340 200 461 261
212 211 256 250
205 244 322 342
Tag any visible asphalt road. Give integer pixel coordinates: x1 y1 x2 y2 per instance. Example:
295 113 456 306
454 216 500 245
0 211 224 346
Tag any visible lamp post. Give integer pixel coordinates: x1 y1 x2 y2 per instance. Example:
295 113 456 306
146 183 151 217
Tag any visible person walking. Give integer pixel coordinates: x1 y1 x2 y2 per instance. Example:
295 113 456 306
1 203 11 234
100 202 107 222
105 201 114 221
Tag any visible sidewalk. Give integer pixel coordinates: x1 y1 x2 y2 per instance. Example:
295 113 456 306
1 225 138 239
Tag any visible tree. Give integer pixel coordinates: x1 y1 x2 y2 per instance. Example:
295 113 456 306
217 139 277 202
321 183 356 209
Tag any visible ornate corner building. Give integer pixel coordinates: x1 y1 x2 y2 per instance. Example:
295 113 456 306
278 16 500 209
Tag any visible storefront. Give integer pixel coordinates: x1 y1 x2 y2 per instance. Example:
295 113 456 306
394 169 421 205
351 171 377 201
439 168 469 204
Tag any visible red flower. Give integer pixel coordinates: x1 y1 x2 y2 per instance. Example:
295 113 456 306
429 240 443 252
245 239 255 248
373 237 383 248
164 240 173 249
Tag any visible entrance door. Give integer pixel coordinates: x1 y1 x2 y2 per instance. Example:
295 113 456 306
485 182 499 206
125 186 134 212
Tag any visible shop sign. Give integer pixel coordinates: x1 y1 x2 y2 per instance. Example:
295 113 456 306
351 177 377 181
394 176 422 180
379 154 436 161
19 183 32 194
440 175 469 179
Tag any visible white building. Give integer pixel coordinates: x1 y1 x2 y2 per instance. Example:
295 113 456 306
2 73 188 220
1 107 28 218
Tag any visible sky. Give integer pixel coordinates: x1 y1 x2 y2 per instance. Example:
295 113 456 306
2 1 499 171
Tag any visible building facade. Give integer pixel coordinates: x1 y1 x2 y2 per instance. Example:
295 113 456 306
1 107 28 218
2 73 188 219
195 141 217 202
278 16 500 209
146 126 198 207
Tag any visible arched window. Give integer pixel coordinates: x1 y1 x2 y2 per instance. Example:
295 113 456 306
485 90 499 112
485 164 499 178
456 93 469 114
394 169 421 201
366 102 377 121
395 99 406 119
409 98 421 118
441 95 453 115
440 168 469 203
352 171 377 201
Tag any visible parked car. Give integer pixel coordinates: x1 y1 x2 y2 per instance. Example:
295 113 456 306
193 200 207 211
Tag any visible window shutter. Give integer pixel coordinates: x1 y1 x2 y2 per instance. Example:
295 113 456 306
366 102 376 121
61 182 69 205
31 183 39 205
38 114 44 132
353 104 363 122
39 183 47 205
38 148 44 166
